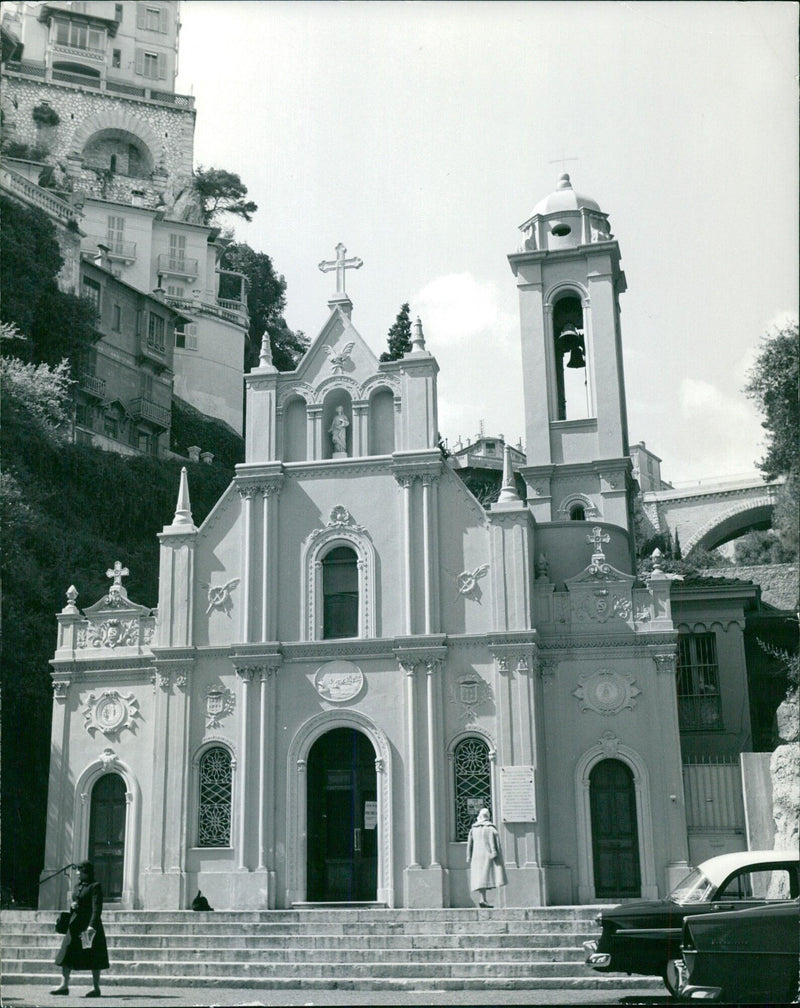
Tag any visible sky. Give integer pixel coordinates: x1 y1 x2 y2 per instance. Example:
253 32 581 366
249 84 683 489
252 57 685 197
175 1 798 484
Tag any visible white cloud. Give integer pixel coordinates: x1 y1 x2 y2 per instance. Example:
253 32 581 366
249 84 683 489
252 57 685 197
412 273 524 448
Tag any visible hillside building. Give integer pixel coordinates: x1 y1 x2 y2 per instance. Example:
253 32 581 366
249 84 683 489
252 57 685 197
0 0 248 435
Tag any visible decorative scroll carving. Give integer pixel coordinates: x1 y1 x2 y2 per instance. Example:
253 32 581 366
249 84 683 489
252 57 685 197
77 618 138 649
83 690 141 740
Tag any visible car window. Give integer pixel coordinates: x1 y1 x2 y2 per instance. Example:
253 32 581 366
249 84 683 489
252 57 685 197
716 866 795 901
670 867 715 904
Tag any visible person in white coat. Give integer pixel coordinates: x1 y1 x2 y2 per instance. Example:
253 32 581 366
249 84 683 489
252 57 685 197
466 807 508 907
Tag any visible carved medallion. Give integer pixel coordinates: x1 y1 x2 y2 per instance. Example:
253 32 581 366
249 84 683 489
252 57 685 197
456 565 489 602
200 578 240 616
77 618 138 649
83 690 141 739
314 661 364 703
573 669 641 715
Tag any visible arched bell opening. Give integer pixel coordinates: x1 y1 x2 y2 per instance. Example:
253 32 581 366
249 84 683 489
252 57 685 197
553 294 589 421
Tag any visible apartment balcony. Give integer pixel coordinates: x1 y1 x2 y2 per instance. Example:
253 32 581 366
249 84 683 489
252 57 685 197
79 372 106 399
129 397 170 430
158 253 199 280
52 41 105 63
164 294 249 329
84 236 137 263
1 163 78 226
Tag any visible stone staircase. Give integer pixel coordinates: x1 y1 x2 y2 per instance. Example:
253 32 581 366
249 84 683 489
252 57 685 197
1 907 663 992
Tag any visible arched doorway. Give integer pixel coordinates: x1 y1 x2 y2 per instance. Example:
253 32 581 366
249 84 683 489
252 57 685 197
589 759 641 898
307 728 377 902
88 773 127 900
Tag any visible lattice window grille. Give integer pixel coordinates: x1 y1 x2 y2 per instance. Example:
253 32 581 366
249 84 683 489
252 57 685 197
454 737 492 841
198 747 232 847
677 632 722 730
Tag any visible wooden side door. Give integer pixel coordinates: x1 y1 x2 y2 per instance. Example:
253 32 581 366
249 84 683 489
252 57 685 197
590 759 641 899
88 773 126 899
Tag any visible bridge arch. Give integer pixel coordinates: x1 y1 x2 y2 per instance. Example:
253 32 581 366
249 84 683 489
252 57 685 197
684 496 775 555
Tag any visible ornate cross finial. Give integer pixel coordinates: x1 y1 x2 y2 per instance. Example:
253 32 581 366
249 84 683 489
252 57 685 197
586 527 610 554
106 561 129 588
318 243 363 294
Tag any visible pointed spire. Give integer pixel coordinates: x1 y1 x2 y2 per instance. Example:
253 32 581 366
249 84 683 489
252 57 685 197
258 330 275 369
172 466 194 527
411 316 426 352
496 445 521 504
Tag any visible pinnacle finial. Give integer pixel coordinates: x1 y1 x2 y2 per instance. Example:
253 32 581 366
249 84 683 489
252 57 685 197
172 466 194 526
258 331 274 369
496 444 521 504
411 316 426 352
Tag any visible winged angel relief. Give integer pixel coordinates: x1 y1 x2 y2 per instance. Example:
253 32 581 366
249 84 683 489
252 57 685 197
201 578 240 616
322 342 355 374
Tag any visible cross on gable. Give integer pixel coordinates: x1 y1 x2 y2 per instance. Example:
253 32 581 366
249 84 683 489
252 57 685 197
318 243 363 294
586 527 610 553
106 561 129 587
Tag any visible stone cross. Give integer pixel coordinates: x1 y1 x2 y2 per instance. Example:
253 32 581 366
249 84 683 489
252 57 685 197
586 527 610 553
106 561 129 587
318 243 363 294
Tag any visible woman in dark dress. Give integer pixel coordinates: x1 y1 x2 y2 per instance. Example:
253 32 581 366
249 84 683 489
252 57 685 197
51 861 109 997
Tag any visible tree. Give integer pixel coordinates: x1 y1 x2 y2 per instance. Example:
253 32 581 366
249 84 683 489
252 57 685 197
380 303 412 362
744 320 799 480
744 319 799 560
193 166 258 225
219 242 308 371
0 195 98 368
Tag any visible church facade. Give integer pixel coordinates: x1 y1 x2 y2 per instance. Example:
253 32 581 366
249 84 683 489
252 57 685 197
43 176 698 912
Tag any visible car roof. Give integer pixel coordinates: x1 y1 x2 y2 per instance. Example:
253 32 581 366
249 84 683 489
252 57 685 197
697 849 798 888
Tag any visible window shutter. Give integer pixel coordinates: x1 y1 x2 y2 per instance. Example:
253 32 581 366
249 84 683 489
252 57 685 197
135 47 144 75
136 3 145 29
158 52 166 79
159 7 168 33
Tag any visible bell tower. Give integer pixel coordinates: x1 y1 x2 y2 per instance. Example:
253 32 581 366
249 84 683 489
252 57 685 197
508 174 634 534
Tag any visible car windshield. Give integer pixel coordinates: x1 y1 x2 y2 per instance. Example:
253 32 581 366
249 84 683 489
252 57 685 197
669 867 715 904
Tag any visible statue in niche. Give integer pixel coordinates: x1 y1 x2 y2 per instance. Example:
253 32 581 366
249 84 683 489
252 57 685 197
328 405 349 455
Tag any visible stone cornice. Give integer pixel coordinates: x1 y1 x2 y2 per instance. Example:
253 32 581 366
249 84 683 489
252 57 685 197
284 458 393 479
537 630 677 653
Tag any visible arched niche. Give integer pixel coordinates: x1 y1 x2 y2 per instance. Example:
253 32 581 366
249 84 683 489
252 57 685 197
552 291 589 421
83 128 154 179
322 389 353 460
282 394 308 462
368 386 395 456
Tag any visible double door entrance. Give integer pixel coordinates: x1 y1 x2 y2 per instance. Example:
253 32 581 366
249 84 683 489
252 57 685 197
307 728 377 902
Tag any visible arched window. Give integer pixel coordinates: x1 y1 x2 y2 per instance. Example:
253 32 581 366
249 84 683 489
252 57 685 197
322 546 358 639
198 747 232 847
570 504 586 521
453 737 492 841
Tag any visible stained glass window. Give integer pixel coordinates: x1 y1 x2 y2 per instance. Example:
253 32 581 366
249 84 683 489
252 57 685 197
198 747 232 847
454 737 491 841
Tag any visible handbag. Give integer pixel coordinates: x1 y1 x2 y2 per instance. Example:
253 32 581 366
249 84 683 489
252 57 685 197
55 911 71 934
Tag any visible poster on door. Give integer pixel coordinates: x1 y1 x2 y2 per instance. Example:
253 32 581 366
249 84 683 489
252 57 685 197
364 800 377 830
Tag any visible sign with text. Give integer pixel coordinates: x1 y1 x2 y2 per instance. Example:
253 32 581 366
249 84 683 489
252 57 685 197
364 800 378 830
500 765 536 822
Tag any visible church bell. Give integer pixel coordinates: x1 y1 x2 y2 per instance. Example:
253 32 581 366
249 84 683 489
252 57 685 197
557 324 586 368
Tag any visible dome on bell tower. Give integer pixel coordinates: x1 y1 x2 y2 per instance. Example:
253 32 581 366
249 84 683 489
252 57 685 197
531 173 602 216
518 173 612 253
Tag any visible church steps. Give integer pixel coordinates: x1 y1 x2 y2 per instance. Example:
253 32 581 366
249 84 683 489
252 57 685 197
2 932 597 949
1 909 659 991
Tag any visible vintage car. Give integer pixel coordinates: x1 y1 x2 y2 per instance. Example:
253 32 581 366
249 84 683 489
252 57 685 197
583 849 799 994
673 898 800 1003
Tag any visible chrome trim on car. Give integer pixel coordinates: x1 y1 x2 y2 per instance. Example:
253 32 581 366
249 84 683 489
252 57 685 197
582 940 611 969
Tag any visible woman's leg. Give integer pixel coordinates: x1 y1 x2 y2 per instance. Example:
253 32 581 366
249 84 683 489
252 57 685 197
87 968 101 994
50 966 70 994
